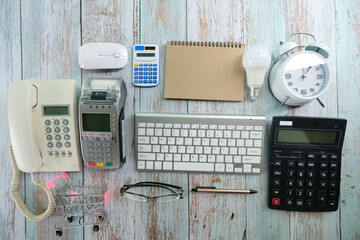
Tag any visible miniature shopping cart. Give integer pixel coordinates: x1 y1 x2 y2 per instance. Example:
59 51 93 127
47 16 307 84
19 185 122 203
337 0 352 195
46 173 110 237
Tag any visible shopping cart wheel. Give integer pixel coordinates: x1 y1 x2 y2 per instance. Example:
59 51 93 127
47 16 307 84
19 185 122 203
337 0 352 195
93 224 100 232
98 215 104 221
56 229 63 237
67 216 73 223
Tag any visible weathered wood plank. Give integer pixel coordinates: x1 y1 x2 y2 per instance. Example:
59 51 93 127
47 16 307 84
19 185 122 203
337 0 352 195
20 0 82 239
335 0 360 239
0 1 25 240
80 0 136 239
243 1 290 239
186 1 248 239
134 1 189 239
283 1 340 239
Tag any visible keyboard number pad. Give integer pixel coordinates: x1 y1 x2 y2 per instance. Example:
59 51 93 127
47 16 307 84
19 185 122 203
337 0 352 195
269 152 340 211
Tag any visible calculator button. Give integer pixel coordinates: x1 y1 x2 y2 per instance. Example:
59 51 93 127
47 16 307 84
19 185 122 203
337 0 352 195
134 76 139 79
153 76 157 79
272 198 281 206
328 200 336 208
45 120 51 126
330 161 337 169
319 181 328 189
329 181 337 189
139 76 143 80
286 189 294 197
144 80 148 83
139 68 143 71
307 171 315 178
63 120 69 125
306 199 314 207
287 170 295 178
295 199 304 207
65 142 71 148
320 171 328 178
296 189 304 197
106 162 113 166
63 127 69 133
297 160 305 168
56 142 62 148
297 170 305 178
139 64 143 66
148 80 153 83
97 162 104 167
307 161 315 168
330 154 338 159
329 171 337 179
297 180 304 188
153 64 158 66
54 120 60 126
306 190 314 198
139 72 143 75
88 162 96 166
273 179 281 186
307 180 314 188
47 142 53 148
46 127 52 133
144 72 147 75
329 191 337 198
55 135 61 140
46 135 52 140
307 153 316 159
273 189 281 196
287 160 295 167
273 169 282 176
134 67 138 71
287 180 295 187
318 191 327 207
320 161 328 169
134 72 138 75
64 134 70 140
134 80 139 83
320 153 328 159
286 199 294 206
153 80 157 84
274 160 281 166
144 68 148 71
153 68 157 71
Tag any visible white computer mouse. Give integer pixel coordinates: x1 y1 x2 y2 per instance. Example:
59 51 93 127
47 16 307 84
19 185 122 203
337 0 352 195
78 43 128 69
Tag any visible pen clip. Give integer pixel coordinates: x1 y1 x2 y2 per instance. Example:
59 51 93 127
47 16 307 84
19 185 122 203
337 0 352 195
192 186 216 192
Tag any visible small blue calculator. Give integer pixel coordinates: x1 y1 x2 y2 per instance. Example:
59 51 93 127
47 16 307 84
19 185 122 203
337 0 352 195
132 44 160 87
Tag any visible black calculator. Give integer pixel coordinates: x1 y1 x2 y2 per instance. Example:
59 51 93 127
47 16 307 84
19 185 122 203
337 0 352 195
268 116 347 212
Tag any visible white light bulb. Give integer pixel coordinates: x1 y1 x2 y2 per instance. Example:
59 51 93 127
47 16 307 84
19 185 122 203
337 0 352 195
242 45 271 100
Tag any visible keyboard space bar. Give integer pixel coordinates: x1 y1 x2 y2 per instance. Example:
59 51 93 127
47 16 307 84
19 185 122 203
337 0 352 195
173 162 214 172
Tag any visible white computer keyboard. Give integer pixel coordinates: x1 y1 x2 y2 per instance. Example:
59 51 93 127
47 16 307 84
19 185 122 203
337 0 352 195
135 113 266 174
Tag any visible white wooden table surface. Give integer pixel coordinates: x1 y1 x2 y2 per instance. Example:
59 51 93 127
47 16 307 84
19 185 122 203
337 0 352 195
1 1 359 239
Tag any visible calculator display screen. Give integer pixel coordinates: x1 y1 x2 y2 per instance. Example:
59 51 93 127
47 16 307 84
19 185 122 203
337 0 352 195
82 114 110 132
137 53 155 57
277 129 338 145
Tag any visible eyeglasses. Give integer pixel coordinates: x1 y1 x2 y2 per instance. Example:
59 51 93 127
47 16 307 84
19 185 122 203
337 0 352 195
120 182 183 202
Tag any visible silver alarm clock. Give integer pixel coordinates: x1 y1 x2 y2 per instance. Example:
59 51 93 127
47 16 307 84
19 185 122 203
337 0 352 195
269 32 331 107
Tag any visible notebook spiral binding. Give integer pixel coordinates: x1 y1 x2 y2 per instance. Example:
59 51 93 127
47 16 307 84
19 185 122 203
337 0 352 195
170 41 242 48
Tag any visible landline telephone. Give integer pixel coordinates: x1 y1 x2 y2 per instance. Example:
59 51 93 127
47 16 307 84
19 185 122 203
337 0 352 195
7 79 82 222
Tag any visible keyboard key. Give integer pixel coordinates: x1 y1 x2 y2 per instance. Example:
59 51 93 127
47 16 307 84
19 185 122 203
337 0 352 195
138 153 155 160
174 162 214 172
215 163 225 172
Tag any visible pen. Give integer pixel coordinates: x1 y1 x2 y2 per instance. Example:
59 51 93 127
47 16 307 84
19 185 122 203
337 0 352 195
192 186 257 194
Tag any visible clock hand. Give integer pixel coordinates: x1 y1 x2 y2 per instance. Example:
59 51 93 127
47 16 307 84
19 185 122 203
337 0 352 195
301 66 312 81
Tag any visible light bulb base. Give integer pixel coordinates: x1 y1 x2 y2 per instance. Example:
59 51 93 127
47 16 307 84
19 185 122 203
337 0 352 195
249 87 261 101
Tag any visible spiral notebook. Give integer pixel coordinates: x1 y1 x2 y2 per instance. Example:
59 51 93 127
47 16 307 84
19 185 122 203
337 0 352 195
164 41 245 101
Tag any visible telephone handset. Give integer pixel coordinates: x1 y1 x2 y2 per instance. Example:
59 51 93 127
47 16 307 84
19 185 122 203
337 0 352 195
7 79 82 222
8 79 82 172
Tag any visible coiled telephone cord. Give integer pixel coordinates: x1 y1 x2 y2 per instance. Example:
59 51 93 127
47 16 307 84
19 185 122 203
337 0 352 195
9 145 55 222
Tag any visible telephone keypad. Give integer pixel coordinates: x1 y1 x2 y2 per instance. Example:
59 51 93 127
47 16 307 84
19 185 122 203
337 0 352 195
45 118 73 157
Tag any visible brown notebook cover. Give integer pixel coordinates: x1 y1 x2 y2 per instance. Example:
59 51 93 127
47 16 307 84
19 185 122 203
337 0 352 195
164 41 245 101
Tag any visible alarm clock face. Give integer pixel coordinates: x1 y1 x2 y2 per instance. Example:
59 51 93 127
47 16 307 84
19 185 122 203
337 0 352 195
283 51 330 98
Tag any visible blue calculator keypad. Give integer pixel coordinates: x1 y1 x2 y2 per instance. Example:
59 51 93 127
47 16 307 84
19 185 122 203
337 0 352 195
133 63 159 86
